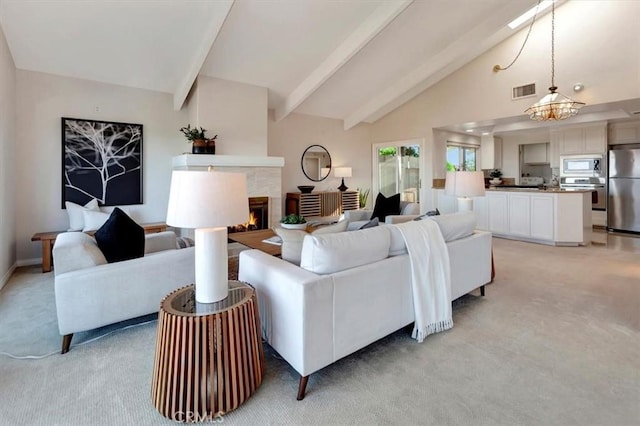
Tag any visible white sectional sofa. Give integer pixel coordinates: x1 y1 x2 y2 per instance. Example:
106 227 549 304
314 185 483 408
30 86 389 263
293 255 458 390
52 231 195 353
238 212 492 399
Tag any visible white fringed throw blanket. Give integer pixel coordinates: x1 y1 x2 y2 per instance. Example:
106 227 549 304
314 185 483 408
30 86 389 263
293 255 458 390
395 219 453 342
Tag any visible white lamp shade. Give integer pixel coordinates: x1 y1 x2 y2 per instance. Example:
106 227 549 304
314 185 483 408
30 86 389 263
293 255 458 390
445 171 486 197
166 170 249 229
334 167 352 178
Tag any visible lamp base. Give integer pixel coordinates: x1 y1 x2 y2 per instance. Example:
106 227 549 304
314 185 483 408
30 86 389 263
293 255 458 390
337 178 348 192
194 227 228 303
456 197 474 212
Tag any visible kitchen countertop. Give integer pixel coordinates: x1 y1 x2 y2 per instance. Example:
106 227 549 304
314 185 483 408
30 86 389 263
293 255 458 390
487 187 593 193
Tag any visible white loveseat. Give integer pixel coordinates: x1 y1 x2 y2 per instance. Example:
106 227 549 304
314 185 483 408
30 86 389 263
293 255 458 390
52 231 195 353
238 212 492 399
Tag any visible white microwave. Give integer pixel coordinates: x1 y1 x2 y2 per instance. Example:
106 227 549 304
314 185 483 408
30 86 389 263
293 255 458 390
560 154 604 177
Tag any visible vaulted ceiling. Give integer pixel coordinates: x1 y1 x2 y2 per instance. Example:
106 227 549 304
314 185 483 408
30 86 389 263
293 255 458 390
1 0 551 129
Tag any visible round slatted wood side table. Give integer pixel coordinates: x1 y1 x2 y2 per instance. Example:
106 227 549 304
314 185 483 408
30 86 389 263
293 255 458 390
151 281 265 422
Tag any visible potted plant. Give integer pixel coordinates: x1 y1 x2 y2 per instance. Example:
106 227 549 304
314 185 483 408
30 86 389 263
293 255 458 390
179 124 217 154
280 214 307 230
357 188 370 209
489 169 503 184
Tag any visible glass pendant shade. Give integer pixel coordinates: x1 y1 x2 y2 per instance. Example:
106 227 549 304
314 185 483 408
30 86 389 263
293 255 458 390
525 86 585 121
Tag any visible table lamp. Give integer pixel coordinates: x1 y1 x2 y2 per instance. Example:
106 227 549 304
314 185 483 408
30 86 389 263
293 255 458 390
445 171 486 212
334 167 352 192
166 169 249 303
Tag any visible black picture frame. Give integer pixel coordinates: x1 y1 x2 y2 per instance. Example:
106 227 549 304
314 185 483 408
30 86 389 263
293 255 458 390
61 117 143 208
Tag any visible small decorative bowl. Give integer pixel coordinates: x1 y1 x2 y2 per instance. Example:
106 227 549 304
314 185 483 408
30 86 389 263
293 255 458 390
280 223 308 230
297 185 315 193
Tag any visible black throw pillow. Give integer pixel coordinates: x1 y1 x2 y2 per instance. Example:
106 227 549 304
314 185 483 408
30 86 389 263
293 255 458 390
94 208 145 263
370 193 401 222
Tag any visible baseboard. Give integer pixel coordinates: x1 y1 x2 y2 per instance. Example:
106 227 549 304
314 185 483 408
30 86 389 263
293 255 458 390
16 258 41 267
0 262 17 291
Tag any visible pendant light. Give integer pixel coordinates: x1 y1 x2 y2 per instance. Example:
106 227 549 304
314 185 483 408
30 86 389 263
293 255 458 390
524 0 584 120
494 0 585 121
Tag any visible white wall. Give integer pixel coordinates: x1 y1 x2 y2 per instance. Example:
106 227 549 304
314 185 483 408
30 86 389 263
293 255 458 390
371 0 640 207
0 24 16 288
187 75 268 156
15 70 187 262
268 112 373 208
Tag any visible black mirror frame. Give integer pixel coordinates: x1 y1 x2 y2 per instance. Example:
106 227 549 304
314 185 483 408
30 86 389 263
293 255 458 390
301 144 332 182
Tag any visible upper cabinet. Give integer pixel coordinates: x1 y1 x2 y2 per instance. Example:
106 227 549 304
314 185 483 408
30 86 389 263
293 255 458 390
480 135 502 170
549 122 607 167
523 143 549 164
608 120 640 145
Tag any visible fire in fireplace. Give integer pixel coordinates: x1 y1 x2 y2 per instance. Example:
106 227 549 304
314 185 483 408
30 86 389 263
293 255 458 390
229 196 269 233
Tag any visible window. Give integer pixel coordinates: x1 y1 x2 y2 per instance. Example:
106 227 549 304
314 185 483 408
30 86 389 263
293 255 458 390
446 144 477 171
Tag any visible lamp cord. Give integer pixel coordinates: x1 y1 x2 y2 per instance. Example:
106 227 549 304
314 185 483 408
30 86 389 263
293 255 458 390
0 318 157 360
550 0 555 89
493 0 543 72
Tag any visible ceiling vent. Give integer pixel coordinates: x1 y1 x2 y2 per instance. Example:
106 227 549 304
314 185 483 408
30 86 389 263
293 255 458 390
512 83 536 99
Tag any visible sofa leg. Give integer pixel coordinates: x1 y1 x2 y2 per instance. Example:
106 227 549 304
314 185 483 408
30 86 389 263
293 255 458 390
480 285 485 297
61 334 73 354
297 375 309 401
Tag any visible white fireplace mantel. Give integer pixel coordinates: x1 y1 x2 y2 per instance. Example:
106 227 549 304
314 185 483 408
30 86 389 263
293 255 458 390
172 154 284 169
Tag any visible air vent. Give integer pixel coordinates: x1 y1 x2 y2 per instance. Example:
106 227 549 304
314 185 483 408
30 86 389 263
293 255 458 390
512 83 536 99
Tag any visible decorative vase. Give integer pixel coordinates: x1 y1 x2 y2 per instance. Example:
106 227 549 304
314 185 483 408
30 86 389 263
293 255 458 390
206 140 215 154
280 223 307 230
192 139 208 154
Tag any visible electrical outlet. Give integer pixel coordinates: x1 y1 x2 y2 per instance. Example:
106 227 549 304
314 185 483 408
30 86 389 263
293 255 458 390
94 105 100 113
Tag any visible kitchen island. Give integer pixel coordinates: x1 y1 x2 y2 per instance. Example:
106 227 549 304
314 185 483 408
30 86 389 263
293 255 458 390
434 188 592 246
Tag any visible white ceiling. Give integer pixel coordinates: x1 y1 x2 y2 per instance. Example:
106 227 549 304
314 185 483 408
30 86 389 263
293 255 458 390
1 0 567 128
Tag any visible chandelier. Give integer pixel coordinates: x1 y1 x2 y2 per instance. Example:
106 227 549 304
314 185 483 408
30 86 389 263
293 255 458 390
495 0 585 121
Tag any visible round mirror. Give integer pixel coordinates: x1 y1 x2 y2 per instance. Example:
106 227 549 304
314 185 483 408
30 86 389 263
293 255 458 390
301 145 332 182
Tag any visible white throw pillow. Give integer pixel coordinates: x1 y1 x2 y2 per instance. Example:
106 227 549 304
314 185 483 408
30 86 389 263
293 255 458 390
274 220 349 265
273 227 307 265
310 219 348 234
300 226 390 275
429 211 477 242
65 199 99 231
82 210 111 232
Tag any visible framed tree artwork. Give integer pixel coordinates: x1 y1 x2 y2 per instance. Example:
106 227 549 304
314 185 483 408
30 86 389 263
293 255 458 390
61 117 143 208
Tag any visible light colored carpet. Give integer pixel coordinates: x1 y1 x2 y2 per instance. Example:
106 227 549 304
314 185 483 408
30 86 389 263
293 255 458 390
0 237 639 425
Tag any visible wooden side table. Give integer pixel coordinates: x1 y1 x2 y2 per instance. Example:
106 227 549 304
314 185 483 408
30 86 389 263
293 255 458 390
151 282 265 421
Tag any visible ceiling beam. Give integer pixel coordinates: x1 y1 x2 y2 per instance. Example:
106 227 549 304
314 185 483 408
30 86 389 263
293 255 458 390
343 0 543 130
173 0 234 111
274 0 413 122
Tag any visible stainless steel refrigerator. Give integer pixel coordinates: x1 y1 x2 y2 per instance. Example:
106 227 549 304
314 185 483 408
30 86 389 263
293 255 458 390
608 148 640 233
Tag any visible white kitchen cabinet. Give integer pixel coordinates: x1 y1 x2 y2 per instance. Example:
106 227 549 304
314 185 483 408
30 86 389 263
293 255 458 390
523 143 549 164
550 133 560 168
480 135 502 170
553 122 607 156
487 192 509 234
434 189 456 214
583 125 607 153
508 194 531 236
530 195 555 240
487 189 590 246
608 120 640 145
473 195 489 231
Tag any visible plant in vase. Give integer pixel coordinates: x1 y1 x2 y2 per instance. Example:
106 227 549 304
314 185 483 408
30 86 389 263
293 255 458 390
179 124 217 154
489 169 503 184
280 214 307 230
357 188 370 209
